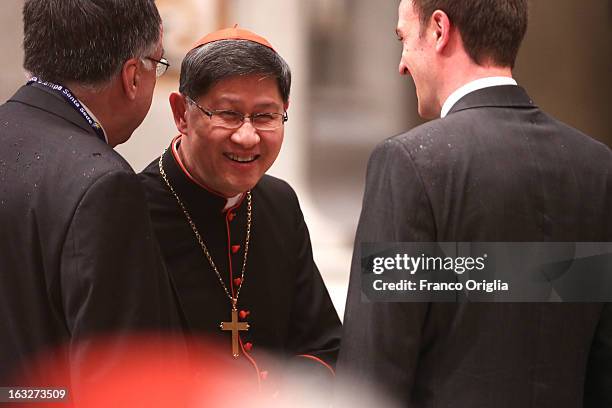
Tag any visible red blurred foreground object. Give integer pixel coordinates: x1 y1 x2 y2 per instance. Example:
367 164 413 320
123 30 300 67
16 335 261 408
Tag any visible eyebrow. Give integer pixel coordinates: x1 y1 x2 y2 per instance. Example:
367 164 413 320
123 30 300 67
214 95 242 104
253 102 282 110
213 96 282 111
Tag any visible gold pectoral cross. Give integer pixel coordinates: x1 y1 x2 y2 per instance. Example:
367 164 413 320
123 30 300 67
220 307 249 358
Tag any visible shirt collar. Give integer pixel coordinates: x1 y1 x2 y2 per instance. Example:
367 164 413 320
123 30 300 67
440 76 518 118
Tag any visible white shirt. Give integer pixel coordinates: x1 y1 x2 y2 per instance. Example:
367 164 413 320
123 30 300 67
440 77 518 118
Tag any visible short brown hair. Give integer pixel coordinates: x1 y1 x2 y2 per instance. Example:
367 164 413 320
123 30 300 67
412 0 528 68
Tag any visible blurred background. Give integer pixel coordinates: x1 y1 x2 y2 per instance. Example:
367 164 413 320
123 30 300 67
1 0 610 318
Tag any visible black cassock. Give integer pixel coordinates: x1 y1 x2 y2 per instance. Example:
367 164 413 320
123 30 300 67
139 139 341 382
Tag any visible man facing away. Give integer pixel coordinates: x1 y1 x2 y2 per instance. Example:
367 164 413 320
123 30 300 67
338 0 612 407
0 0 182 386
139 27 341 388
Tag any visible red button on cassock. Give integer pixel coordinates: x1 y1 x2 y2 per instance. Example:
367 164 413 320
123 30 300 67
244 342 253 352
231 245 241 254
239 310 250 319
233 278 242 287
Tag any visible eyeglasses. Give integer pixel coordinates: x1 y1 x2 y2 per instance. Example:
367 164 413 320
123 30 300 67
185 96 288 131
146 56 170 77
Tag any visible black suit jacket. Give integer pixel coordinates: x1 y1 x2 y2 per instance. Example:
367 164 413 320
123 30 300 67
338 86 612 407
0 84 182 386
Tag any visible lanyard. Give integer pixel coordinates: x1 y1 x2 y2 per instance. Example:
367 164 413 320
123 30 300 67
27 77 107 143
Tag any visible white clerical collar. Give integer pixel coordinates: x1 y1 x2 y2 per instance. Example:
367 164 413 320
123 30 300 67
80 100 109 144
440 76 518 118
223 194 243 211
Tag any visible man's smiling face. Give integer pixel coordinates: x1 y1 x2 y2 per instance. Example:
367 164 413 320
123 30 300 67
397 0 440 119
180 74 286 197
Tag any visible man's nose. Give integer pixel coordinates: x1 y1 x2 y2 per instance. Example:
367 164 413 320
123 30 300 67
399 60 409 76
230 120 260 149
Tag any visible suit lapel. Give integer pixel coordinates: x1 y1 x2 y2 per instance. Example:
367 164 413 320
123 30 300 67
448 85 536 115
8 83 98 138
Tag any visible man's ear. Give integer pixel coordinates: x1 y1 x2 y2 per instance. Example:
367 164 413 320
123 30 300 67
169 92 189 135
431 10 451 53
121 58 141 101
